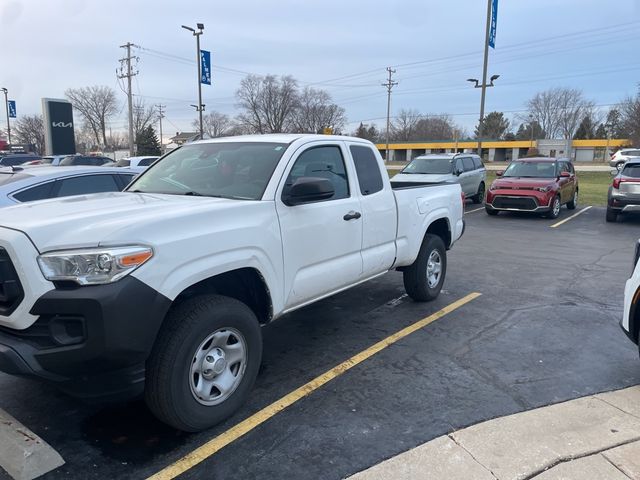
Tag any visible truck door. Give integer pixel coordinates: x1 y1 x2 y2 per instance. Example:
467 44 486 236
348 144 397 278
276 143 363 310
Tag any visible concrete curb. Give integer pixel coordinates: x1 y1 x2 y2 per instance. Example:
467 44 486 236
347 386 640 480
0 409 64 480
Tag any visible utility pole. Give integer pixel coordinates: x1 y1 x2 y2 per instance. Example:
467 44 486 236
382 67 397 163
118 42 138 156
182 23 205 140
477 0 492 158
0 88 11 146
156 104 166 153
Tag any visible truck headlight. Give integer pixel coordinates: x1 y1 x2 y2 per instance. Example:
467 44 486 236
37 246 153 285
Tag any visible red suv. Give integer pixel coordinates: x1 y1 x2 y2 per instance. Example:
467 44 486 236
485 158 578 219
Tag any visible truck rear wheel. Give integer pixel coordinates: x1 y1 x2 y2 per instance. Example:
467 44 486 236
145 294 262 432
403 234 447 302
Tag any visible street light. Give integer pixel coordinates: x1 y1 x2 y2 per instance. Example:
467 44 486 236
182 23 205 140
0 87 11 147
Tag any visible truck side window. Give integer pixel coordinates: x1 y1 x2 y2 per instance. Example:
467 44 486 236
284 146 349 201
350 145 383 195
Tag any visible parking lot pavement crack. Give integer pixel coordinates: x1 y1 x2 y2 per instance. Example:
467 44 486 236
447 433 499 479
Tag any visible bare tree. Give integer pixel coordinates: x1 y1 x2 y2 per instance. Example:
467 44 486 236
13 115 45 154
133 98 157 141
192 111 235 137
291 87 346 134
236 74 299 133
391 109 421 141
525 87 595 139
65 86 118 147
619 88 640 145
414 114 461 141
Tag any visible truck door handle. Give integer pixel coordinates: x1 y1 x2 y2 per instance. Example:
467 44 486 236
343 211 362 221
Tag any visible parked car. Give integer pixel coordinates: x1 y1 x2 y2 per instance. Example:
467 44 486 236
59 154 114 166
115 156 159 168
0 166 143 207
0 154 41 167
485 157 578 219
21 154 73 166
606 159 640 222
0 134 465 431
392 153 486 203
621 241 640 347
610 148 640 170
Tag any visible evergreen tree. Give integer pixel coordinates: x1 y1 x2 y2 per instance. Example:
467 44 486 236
474 111 510 139
573 115 596 139
136 125 161 156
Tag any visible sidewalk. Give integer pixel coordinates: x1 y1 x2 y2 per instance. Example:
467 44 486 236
348 386 640 480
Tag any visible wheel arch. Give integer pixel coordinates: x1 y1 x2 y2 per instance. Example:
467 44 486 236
425 217 451 250
171 267 274 325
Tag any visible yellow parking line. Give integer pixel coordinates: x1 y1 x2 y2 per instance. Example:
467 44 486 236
147 292 482 480
465 207 484 214
550 206 593 228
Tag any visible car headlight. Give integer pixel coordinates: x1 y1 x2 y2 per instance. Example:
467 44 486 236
489 183 499 191
535 186 552 192
37 246 153 285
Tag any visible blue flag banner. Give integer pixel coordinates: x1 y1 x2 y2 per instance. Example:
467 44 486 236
200 50 211 85
489 0 498 48
8 100 16 118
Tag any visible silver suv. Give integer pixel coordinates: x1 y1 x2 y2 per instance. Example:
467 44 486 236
393 153 487 203
610 148 640 170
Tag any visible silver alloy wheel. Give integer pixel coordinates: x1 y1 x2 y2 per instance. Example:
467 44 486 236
573 190 578 206
552 197 561 216
426 250 442 288
189 327 247 406
478 184 485 202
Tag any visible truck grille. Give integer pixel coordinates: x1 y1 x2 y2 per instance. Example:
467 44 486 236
492 196 538 211
0 247 24 315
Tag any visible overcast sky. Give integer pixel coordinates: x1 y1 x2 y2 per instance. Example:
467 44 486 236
2 0 640 140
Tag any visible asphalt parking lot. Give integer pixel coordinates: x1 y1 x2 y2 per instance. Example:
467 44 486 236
1 204 640 480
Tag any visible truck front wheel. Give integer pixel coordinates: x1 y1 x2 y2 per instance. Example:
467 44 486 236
403 234 447 302
145 294 262 432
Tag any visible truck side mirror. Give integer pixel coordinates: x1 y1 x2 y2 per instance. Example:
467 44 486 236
283 177 335 206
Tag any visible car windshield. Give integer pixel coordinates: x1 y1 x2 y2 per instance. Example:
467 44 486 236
622 164 640 178
401 157 453 175
503 161 557 178
127 142 288 200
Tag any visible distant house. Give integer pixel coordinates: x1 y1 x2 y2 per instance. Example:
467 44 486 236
169 132 200 146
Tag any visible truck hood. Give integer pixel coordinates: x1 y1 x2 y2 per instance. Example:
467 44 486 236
392 173 454 183
0 192 247 252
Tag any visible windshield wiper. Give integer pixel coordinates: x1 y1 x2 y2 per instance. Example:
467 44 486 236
183 191 203 196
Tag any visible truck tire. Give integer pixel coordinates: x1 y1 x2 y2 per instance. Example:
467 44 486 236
606 208 618 223
403 234 447 302
145 294 262 432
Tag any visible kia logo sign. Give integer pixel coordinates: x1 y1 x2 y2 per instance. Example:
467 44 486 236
52 121 73 128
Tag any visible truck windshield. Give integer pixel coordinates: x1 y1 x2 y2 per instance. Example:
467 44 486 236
127 142 288 200
503 161 557 178
401 157 453 175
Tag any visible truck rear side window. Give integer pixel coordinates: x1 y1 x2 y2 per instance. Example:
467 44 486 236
350 145 383 195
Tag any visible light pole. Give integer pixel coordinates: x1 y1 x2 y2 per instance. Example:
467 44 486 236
467 73 499 158
0 88 11 147
182 23 205 140
468 0 498 159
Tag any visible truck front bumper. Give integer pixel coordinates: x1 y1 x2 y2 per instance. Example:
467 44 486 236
0 276 171 401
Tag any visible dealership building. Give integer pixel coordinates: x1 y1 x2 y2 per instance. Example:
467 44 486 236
376 138 630 162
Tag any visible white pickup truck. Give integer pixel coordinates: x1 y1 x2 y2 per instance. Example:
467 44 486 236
0 134 464 431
